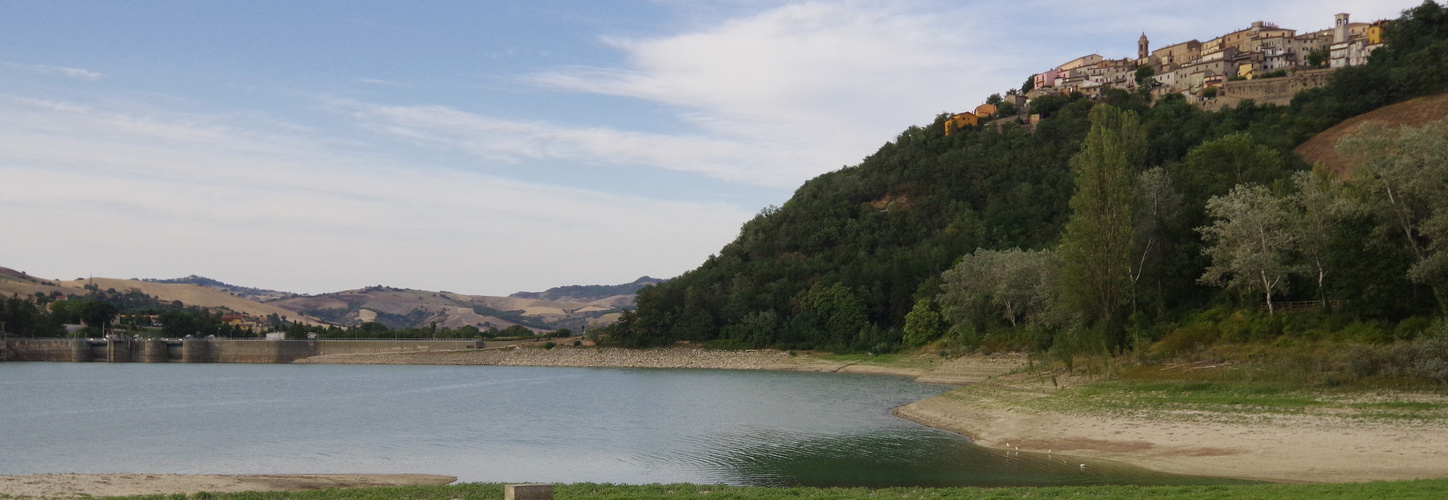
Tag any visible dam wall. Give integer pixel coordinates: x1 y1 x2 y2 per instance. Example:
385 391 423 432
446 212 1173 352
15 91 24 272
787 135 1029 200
1 339 479 363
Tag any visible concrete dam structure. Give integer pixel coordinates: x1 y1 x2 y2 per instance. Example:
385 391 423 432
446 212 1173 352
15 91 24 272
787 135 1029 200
0 338 479 364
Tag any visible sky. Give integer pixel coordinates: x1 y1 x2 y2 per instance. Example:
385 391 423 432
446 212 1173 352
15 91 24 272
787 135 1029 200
0 0 1420 296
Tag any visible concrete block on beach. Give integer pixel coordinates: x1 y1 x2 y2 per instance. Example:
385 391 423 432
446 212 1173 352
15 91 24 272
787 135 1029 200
505 483 553 500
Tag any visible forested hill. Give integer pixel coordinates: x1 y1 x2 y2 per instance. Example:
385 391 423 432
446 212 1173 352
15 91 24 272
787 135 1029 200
510 276 666 303
606 1 1448 352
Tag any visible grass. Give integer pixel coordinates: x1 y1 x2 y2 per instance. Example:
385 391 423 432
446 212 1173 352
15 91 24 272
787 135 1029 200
813 352 941 370
993 359 1448 425
86 479 1448 500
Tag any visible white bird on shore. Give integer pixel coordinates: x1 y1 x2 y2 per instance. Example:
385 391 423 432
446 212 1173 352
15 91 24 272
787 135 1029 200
1080 464 1086 469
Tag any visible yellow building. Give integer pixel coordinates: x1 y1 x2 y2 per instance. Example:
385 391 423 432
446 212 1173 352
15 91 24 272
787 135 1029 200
973 103 998 118
1367 24 1385 45
944 113 977 136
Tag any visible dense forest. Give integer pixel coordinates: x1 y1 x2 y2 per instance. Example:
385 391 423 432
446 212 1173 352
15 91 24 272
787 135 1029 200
603 1 1448 356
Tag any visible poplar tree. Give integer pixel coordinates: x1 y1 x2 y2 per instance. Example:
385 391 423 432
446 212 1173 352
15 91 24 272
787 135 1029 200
1339 120 1448 313
1198 185 1296 316
1057 104 1145 349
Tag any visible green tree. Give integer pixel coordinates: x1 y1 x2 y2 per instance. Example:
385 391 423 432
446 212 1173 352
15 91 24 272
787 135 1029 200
938 248 1059 342
794 282 868 352
1131 166 1182 313
1339 120 1448 312
1057 104 1145 348
159 309 204 337
75 300 119 333
1172 132 1289 210
1290 169 1357 308
902 297 945 347
1198 185 1296 316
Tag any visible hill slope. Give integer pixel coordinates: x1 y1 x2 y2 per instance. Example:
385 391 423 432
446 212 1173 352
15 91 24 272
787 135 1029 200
145 275 295 302
509 276 664 303
1295 92 1448 177
267 286 626 332
612 2 1448 350
0 270 327 326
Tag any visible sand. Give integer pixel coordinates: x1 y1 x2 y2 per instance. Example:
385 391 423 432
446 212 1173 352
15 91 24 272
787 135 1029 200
0 473 455 498
895 371 1448 483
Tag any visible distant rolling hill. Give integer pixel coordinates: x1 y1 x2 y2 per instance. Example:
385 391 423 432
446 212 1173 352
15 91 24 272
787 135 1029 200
509 276 665 304
266 284 637 333
143 275 296 302
3 266 647 333
0 267 328 326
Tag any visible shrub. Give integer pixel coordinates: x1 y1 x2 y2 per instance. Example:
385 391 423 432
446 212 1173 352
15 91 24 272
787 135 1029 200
543 341 556 350
1395 317 1433 341
1150 323 1218 359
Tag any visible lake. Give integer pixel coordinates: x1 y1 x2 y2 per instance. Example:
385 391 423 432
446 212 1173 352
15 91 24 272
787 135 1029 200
0 363 1243 487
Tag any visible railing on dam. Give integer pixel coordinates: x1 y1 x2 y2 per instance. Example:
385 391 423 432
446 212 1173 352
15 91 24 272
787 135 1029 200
0 338 481 363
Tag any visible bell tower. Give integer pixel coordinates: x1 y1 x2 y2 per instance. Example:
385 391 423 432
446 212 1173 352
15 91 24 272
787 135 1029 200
1138 33 1149 60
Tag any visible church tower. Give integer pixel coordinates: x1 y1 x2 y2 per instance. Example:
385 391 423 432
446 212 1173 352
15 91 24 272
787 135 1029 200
1138 33 1149 60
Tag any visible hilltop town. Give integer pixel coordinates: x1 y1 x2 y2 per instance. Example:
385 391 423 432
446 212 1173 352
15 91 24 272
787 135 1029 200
950 11 1390 130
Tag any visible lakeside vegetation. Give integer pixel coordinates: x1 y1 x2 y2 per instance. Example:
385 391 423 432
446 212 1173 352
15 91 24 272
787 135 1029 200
601 2 1448 386
82 479 1448 500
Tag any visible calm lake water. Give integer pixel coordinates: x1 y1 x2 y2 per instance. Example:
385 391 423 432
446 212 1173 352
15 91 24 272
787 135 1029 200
0 363 1244 487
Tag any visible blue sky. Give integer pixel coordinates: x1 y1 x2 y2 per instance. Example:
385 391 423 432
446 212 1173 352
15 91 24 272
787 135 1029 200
0 0 1418 296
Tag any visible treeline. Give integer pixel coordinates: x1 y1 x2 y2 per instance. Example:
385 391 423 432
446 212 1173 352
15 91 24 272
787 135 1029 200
603 1 1448 354
318 321 571 340
1 288 268 338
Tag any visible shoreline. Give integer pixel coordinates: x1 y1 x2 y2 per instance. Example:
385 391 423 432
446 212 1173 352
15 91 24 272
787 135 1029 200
306 346 1448 484
0 473 456 498
8 347 1445 496
292 345 1026 384
893 370 1448 484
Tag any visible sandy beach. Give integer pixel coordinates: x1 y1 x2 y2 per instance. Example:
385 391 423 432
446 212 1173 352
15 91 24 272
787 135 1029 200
0 473 455 498
895 371 1448 483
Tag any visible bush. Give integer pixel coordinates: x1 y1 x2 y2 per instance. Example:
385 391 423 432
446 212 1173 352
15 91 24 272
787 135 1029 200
704 338 753 350
1149 323 1218 359
543 341 556 350
1328 322 1448 383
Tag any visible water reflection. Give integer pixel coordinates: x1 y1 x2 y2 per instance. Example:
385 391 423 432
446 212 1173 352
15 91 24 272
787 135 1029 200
0 363 1251 487
645 428 1252 487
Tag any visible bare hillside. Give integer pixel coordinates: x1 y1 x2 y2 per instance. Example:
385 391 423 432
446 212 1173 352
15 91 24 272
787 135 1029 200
267 286 626 332
1296 93 1448 177
54 278 328 326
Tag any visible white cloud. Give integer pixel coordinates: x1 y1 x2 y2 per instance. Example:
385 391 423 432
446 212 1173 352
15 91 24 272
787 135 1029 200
345 101 805 186
0 95 750 295
2 62 104 80
343 2 1021 189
